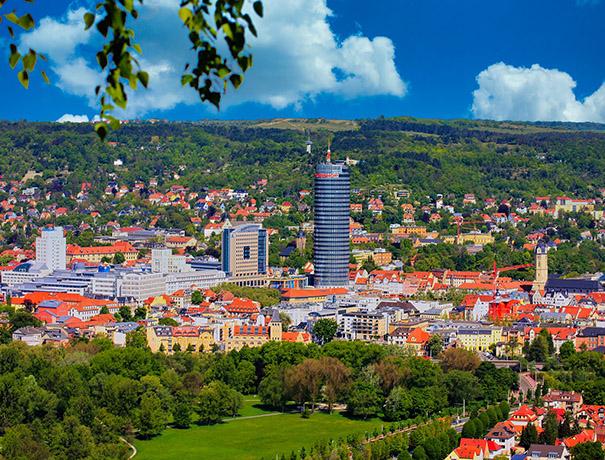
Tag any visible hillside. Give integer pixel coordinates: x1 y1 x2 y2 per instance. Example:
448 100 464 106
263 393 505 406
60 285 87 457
0 117 604 200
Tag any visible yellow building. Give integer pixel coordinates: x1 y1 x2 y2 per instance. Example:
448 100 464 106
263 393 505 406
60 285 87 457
222 314 282 352
443 233 495 245
392 226 428 237
66 241 138 264
372 249 393 266
456 327 502 352
146 325 215 353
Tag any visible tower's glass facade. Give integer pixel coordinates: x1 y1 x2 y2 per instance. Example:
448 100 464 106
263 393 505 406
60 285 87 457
314 161 350 287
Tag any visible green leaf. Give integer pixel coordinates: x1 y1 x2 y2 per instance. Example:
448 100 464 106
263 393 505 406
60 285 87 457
96 51 108 69
206 91 221 108
133 43 142 54
253 1 263 17
178 7 192 24
7 25 14 38
16 13 34 30
8 44 20 69
84 12 95 30
17 70 29 89
22 50 37 72
41 71 50 84
137 71 149 88
95 122 108 141
181 74 194 86
229 74 242 89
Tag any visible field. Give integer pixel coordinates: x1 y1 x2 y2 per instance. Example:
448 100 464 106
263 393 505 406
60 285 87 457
133 398 385 460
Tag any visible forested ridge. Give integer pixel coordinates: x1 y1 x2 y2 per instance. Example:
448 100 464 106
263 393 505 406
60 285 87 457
0 117 604 201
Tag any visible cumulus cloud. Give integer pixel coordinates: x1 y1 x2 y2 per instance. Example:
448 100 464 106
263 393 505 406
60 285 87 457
472 62 605 122
22 0 405 117
56 114 91 123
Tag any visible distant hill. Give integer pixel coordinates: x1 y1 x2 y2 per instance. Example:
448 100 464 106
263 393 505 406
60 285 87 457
0 117 604 200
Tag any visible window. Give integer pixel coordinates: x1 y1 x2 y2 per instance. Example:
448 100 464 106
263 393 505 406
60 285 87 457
243 246 251 259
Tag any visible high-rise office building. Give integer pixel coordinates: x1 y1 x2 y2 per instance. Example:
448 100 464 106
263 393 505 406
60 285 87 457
221 223 268 286
35 226 66 272
313 150 350 287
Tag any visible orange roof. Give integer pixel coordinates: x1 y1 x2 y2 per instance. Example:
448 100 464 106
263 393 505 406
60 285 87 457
563 429 595 448
282 331 311 343
67 241 136 255
407 328 430 344
224 298 260 314
166 236 194 243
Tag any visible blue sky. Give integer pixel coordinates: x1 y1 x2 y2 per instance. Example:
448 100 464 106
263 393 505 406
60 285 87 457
1 0 605 122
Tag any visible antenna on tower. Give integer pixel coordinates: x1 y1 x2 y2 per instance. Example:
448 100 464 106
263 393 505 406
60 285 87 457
326 139 331 162
305 129 313 154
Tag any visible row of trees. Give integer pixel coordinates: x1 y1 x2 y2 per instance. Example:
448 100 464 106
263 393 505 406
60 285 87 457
269 418 459 460
257 346 517 422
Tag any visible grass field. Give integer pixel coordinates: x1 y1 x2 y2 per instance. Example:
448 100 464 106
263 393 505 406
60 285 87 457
134 398 384 460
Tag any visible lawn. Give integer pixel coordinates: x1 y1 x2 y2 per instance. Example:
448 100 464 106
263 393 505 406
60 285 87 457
134 401 385 460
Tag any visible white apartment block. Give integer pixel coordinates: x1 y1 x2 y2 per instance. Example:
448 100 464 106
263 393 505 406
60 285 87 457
151 248 189 273
36 227 66 272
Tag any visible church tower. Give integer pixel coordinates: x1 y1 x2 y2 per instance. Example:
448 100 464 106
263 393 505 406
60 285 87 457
268 309 283 341
534 241 549 291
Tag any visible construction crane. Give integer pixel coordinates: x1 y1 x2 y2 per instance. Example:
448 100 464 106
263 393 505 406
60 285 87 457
490 262 533 296
491 262 534 281
450 217 488 238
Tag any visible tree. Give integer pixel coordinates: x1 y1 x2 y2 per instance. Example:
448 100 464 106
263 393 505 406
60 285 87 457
191 290 203 305
1 424 50 460
172 393 192 429
440 348 480 372
560 341 576 360
321 357 351 413
427 334 443 357
2 0 264 139
9 310 42 333
443 370 479 405
571 442 605 460
384 386 413 421
312 319 338 344
412 446 429 460
258 365 289 411
540 411 559 445
100 305 110 315
346 380 383 419
195 381 242 425
139 391 168 438
159 317 179 327
118 305 133 321
461 420 477 438
372 357 408 394
520 423 538 449
125 328 147 349
113 252 126 265
362 258 378 272
285 359 324 412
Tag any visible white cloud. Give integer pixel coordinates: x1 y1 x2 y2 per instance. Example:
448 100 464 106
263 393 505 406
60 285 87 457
56 113 91 123
22 0 405 117
472 62 605 122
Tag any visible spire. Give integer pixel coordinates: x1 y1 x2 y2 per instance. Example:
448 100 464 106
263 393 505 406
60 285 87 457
326 140 331 162
305 130 312 154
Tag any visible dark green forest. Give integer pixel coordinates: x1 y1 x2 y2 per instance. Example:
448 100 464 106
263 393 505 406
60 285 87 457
1 117 604 200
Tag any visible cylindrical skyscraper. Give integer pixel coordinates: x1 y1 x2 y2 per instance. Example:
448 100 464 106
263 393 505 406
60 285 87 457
313 153 350 287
